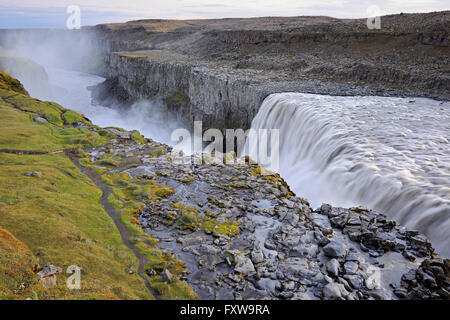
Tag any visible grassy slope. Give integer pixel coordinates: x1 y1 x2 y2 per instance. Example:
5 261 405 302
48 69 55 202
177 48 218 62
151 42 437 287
0 71 153 299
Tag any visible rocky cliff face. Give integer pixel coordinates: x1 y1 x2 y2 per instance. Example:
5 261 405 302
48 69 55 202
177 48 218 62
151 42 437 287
89 12 449 131
101 52 264 130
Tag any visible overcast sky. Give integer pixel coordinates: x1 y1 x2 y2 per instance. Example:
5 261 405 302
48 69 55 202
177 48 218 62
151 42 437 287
0 0 448 28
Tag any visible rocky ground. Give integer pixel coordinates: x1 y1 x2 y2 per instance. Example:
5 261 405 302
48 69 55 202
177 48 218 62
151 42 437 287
84 136 449 300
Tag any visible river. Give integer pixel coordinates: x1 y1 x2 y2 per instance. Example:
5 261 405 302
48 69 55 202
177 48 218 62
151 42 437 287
249 93 450 257
33 68 449 257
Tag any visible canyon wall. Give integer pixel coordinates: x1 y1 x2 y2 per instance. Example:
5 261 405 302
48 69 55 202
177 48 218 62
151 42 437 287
103 53 264 130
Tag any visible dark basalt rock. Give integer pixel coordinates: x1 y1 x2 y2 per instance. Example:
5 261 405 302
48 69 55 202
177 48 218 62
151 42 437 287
396 258 450 300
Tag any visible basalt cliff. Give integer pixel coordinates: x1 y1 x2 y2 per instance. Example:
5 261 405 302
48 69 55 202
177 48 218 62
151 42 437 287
0 12 449 300
87 11 450 130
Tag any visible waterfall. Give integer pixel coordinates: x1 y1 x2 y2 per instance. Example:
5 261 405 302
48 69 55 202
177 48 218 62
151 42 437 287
249 93 450 257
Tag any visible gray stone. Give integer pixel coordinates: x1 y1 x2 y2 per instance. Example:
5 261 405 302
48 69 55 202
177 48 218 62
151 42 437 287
36 263 62 289
177 235 205 246
161 269 173 283
25 171 42 178
326 259 340 277
33 117 48 123
323 282 347 300
283 211 299 226
280 257 309 276
344 274 364 289
36 263 62 280
323 241 348 258
344 261 359 275
251 249 265 264
234 255 256 276
104 127 132 139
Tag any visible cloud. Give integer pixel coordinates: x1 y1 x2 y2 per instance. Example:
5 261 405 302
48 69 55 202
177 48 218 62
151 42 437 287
0 0 448 28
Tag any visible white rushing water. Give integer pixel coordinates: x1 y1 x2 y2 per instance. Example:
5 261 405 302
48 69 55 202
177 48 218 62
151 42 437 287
36 67 186 150
249 93 450 257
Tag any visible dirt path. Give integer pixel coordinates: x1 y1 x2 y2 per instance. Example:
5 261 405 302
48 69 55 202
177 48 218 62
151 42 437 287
0 147 160 298
0 149 65 155
64 149 160 299
1 147 160 297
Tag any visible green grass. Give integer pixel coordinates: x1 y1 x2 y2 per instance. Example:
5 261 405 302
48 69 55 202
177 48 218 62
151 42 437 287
0 69 153 299
0 225 41 299
0 70 27 94
0 69 198 300
0 153 152 300
0 90 111 152
164 92 190 107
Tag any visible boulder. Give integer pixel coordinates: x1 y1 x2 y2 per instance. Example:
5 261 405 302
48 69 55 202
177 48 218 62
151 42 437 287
33 117 48 123
234 255 256 276
25 171 42 178
161 269 173 283
36 263 62 288
323 241 348 258
323 282 349 300
326 259 340 277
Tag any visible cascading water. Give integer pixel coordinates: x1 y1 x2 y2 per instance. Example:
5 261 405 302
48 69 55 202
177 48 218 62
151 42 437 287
249 93 450 257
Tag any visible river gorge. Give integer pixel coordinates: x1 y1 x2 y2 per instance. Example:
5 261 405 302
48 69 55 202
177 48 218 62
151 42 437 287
0 12 449 300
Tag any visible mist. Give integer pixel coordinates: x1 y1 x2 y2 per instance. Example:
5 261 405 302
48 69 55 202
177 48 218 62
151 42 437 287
0 29 190 153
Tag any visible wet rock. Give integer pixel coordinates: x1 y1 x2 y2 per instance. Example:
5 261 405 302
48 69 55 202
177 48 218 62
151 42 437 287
326 259 340 277
323 241 348 259
323 282 348 300
280 257 308 276
177 235 205 246
282 211 299 226
104 127 132 139
251 249 265 264
344 261 359 275
234 255 256 276
397 258 450 300
344 274 364 289
314 231 330 246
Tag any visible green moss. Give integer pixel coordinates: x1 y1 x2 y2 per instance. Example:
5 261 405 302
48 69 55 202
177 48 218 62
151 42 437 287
164 92 190 107
0 226 41 299
200 217 240 237
0 70 27 94
101 173 131 186
180 177 194 184
96 158 120 168
130 131 146 144
150 147 166 157
0 92 110 152
62 110 89 125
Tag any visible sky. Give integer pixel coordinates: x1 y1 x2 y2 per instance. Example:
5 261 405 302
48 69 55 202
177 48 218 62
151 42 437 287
0 0 449 28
